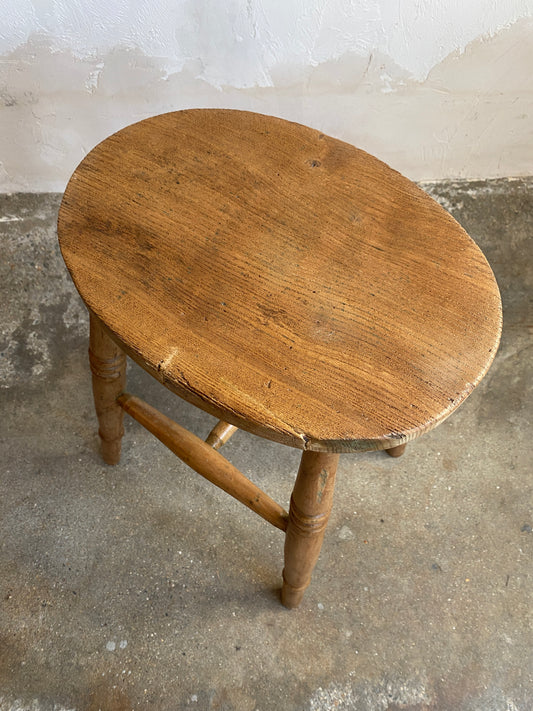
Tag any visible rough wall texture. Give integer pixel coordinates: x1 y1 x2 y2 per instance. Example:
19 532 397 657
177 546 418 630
1 1 533 190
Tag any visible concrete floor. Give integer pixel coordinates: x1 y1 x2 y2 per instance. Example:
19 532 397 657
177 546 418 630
0 180 531 710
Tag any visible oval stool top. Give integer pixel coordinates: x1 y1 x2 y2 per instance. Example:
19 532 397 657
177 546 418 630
58 109 502 452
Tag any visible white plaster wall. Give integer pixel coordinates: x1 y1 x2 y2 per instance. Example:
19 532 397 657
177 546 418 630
1 0 533 191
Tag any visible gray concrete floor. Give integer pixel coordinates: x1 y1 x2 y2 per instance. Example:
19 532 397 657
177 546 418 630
0 180 531 710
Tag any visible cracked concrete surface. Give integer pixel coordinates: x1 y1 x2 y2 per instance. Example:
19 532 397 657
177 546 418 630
0 180 532 710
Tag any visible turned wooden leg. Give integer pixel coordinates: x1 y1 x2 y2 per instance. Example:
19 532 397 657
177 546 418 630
89 312 126 464
205 420 238 450
385 443 406 457
281 451 339 609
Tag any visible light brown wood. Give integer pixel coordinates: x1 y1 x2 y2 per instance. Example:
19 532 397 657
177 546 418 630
59 110 503 607
205 420 239 450
117 392 288 532
385 443 407 457
281 451 339 608
58 109 502 454
89 312 126 464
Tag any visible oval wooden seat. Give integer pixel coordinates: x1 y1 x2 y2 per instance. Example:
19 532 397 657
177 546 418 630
58 109 502 608
58 109 502 453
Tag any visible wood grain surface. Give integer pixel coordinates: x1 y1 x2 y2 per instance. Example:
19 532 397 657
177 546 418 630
58 109 502 452
117 392 288 532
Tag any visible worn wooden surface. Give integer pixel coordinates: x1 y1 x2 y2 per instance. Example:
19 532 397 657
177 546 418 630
118 392 288 532
282 451 339 608
58 109 502 453
205 420 239 450
385 443 407 458
89 312 126 464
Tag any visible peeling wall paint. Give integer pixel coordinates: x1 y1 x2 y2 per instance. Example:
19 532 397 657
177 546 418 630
0 0 532 190
3 0 533 86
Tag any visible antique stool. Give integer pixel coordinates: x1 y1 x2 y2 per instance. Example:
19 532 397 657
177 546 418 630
57 109 502 608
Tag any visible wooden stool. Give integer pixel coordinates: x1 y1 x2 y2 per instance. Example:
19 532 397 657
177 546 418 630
57 110 502 608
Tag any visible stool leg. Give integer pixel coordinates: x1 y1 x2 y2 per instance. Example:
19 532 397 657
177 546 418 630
89 312 126 465
281 451 339 609
385 443 406 457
